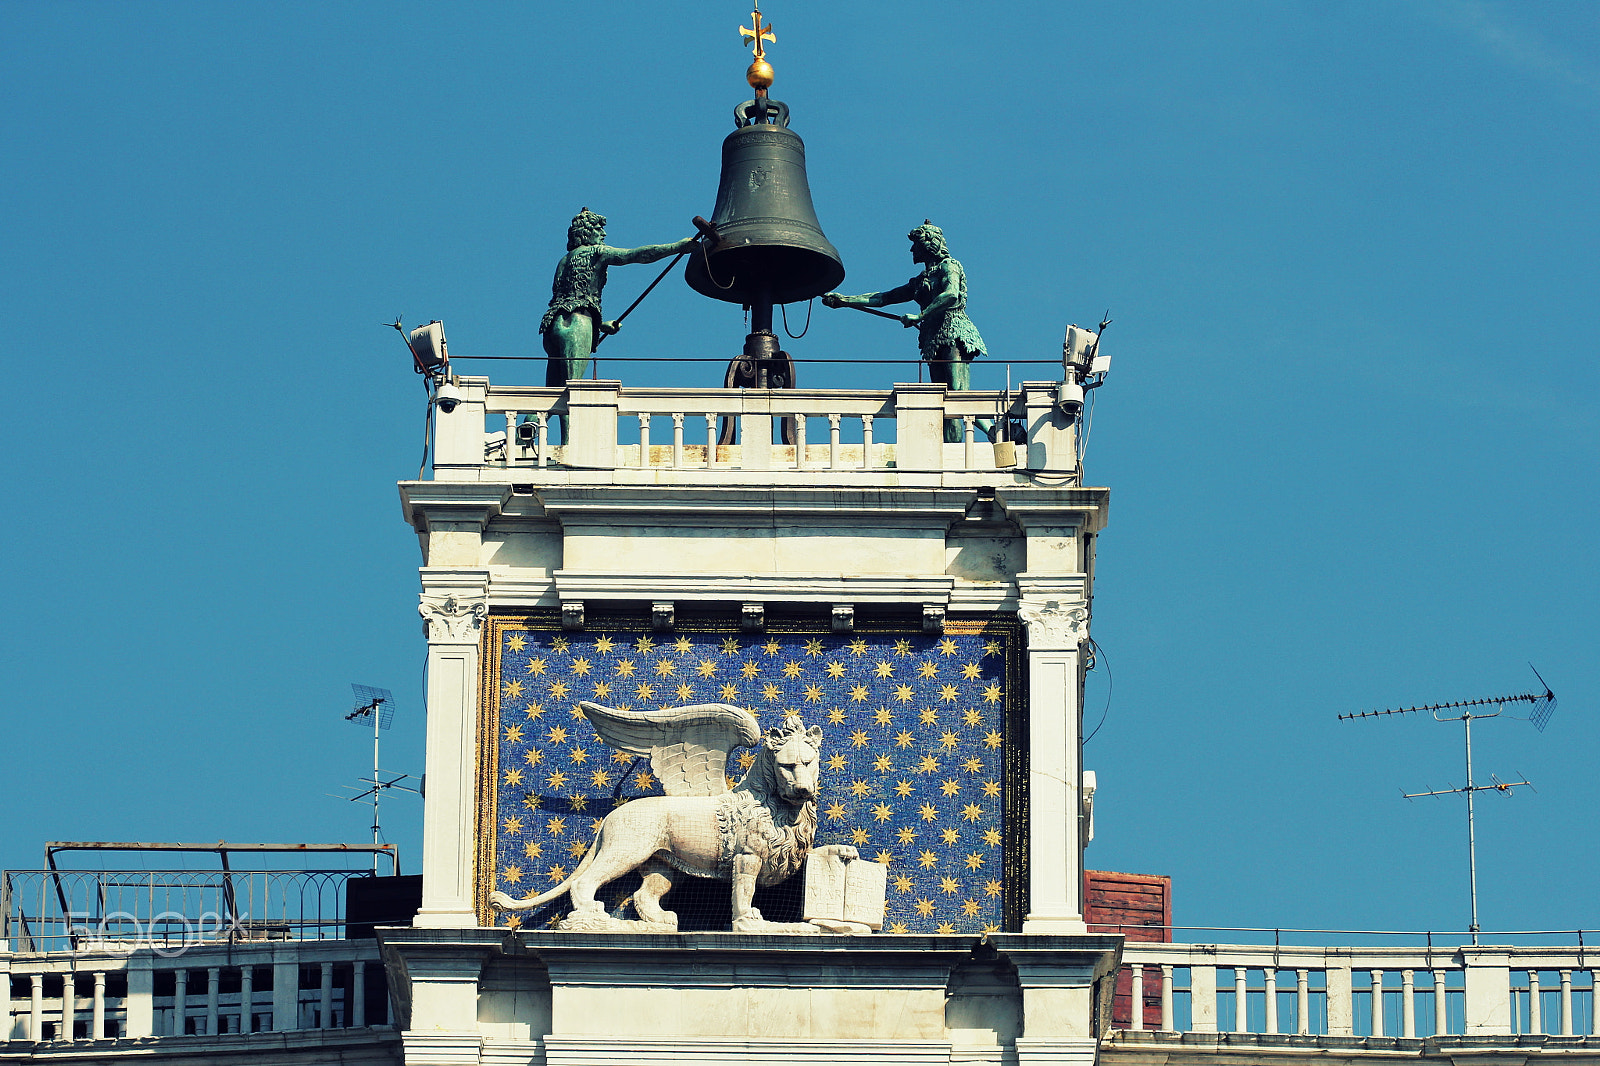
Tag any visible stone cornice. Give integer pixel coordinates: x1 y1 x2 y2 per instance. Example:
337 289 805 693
553 571 957 606
995 486 1111 533
399 482 513 531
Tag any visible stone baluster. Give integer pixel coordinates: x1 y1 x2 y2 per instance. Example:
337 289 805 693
240 965 253 1034
704 413 717 467
793 414 806 469
92 972 105 1040
637 413 651 467
61 970 74 1041
1129 966 1144 1031
319 962 333 1028
30 973 42 1041
1433 968 1447 1035
1559 969 1572 1036
352 963 366 1028
828 414 841 469
503 411 516 465
1264 967 1277 1034
173 969 186 1036
1297 969 1310 1035
1160 964 1174 1031
1370 970 1384 1037
1529 970 1541 1035
671 413 684 469
206 967 219 1037
860 415 874 469
963 416 976 469
537 410 549 468
1402 969 1416 1037
1234 968 1248 1032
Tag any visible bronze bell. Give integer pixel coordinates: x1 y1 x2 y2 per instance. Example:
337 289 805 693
685 99 845 306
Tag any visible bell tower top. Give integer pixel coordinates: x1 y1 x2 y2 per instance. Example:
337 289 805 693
740 6 777 92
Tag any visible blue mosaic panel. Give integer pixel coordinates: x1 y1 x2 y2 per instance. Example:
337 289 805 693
478 616 1023 933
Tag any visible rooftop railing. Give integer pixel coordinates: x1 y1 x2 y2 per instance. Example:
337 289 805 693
430 378 1083 478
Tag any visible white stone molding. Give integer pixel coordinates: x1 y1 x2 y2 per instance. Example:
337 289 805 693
555 570 955 606
651 601 675 631
741 603 765 632
1017 598 1089 651
418 593 488 645
831 604 854 632
922 604 946 633
561 601 585 631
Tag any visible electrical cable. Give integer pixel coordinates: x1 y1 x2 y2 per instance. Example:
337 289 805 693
1083 637 1112 744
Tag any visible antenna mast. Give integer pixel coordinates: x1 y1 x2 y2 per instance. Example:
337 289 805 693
341 684 420 873
1338 667 1556 944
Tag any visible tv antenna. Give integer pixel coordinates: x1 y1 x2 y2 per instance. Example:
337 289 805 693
1338 665 1556 943
336 684 421 872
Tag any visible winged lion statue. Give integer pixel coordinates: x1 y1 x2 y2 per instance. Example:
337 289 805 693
489 701 849 932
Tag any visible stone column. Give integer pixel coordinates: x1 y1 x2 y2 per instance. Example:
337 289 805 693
92 972 105 1040
61 969 74 1040
206 967 220 1037
352 962 366 1028
319 962 333 1029
240 965 254 1034
172 968 187 1036
416 588 490 928
30 973 42 1041
1018 596 1090 932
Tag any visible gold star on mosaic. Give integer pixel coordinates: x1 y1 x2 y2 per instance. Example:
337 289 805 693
615 660 636 677
804 638 824 655
801 683 823 703
939 732 959 750
849 729 869 747
874 850 893 866
720 683 739 700
546 816 566 835
825 802 847 821
896 825 917 843
939 778 960 796
825 661 845 678
568 839 589 859
916 755 940 774
634 770 654 789
672 637 694 654
851 827 870 845
526 658 548 676
761 682 781 701
894 730 914 748
873 754 893 772
524 702 545 719
918 661 938 678
549 681 569 699
937 921 956 934
827 707 846 724
697 659 718 677
593 636 615 653
590 768 611 788
939 875 960 894
675 683 694 701
983 640 1001 656
501 865 522 883
961 662 982 680
736 751 756 770
504 724 524 743
847 638 868 655
918 802 938 822
964 852 985 870
570 658 591 676
871 803 893 823
938 684 960 702
914 898 935 918
893 874 913 892
982 828 1001 846
826 753 846 770
919 707 938 725
874 706 894 725
523 748 544 766
507 634 527 651
523 840 543 859
503 680 524 699
893 779 914 797
636 682 654 700
894 639 913 655
981 780 1000 798
654 658 675 676
984 879 1003 898
962 757 982 773
634 636 655 653
546 770 567 790
503 816 523 834
546 864 567 881
848 779 871 797
963 709 983 726
849 684 869 702
740 661 760 679
570 747 589 765
941 827 960 845
592 681 610 699
569 795 588 811
982 731 1003 749
874 661 894 678
782 660 803 678
503 768 524 786
721 637 741 654
546 725 568 744
961 803 983 822
762 639 781 655
890 921 909 934
892 683 915 703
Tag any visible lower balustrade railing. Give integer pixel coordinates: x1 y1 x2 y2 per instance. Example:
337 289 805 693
1113 943 1598 1040
2 942 389 1042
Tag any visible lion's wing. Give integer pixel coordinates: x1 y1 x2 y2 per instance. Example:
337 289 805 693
579 701 760 797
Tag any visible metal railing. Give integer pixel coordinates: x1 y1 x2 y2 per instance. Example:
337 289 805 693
3 869 370 953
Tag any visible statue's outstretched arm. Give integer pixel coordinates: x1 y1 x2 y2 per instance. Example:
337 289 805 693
822 281 916 309
601 237 699 267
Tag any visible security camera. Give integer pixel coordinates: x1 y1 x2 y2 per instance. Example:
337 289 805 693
434 380 462 414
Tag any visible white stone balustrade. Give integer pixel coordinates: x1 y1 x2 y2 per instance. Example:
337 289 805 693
1 941 389 1043
433 377 1081 478
1112 943 1599 1040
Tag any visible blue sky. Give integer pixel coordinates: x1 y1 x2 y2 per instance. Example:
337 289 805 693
5 1 1595 939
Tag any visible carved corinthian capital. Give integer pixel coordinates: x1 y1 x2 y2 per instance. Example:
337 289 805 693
1017 598 1090 651
419 593 488 643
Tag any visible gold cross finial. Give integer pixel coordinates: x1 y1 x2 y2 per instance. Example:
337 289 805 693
739 7 775 60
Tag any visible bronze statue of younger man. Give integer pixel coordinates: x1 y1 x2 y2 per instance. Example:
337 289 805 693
540 208 697 388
